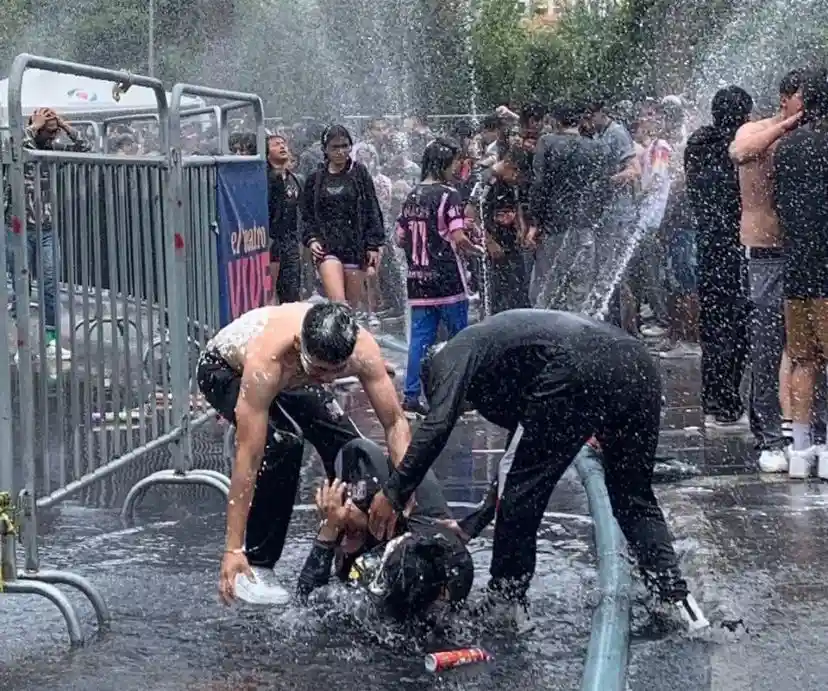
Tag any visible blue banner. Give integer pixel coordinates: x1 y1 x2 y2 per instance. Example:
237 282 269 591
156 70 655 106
215 160 272 326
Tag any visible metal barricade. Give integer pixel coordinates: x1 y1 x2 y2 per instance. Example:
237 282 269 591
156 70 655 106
0 55 265 646
120 84 265 520
1 53 187 646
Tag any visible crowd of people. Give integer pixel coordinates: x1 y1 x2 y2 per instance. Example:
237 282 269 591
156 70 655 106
13 70 828 632
258 70 828 483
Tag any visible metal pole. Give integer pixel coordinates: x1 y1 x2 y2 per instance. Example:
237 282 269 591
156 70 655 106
148 0 156 78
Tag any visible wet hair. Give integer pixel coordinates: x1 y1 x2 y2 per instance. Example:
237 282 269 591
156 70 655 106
557 102 586 129
780 69 805 98
480 114 503 132
801 68 828 122
321 124 353 153
419 341 447 401
380 527 474 621
585 100 606 114
520 101 545 126
710 86 753 130
450 119 474 141
229 131 256 155
300 302 359 364
501 143 528 169
420 137 460 182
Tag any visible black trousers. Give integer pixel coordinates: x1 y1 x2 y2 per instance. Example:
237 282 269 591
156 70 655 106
489 249 531 315
489 342 687 601
197 351 360 568
274 243 302 304
697 243 749 418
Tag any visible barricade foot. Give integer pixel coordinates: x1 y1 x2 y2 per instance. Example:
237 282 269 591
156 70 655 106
188 469 231 489
3 579 85 647
120 469 229 525
373 333 408 354
18 569 111 630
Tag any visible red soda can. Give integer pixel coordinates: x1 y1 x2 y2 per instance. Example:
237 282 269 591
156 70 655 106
424 647 493 673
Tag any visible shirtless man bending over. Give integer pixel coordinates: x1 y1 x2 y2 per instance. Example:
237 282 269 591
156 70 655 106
196 301 410 605
729 69 803 474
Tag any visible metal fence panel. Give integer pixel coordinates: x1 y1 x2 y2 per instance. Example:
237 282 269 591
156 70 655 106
0 54 266 648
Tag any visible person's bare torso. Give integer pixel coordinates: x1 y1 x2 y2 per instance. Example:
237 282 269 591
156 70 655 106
207 302 384 391
206 303 368 391
737 117 782 248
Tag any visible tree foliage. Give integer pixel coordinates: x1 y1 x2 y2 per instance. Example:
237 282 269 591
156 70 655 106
0 0 810 118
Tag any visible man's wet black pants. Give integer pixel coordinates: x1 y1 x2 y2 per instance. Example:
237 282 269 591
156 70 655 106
197 351 361 568
489 347 688 601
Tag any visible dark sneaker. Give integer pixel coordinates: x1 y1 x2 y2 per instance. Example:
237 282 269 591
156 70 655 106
470 587 534 635
402 397 429 418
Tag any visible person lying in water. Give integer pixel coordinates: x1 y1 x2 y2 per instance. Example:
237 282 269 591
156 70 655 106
297 438 492 621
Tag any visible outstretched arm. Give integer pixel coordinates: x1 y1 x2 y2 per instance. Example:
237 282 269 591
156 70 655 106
358 335 411 467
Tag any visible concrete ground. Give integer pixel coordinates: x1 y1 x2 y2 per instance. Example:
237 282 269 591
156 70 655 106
1 342 825 691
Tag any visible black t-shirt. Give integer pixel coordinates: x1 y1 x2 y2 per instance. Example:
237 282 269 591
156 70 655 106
268 167 301 248
684 124 741 250
775 126 828 299
471 168 521 250
319 169 358 238
396 182 468 306
531 132 612 232
385 309 651 507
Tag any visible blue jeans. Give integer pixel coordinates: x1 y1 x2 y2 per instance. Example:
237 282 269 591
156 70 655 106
404 301 469 399
667 229 697 296
7 228 59 329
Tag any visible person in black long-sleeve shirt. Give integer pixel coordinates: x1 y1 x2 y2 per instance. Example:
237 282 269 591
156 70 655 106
684 86 753 426
267 134 302 303
367 310 698 621
301 124 386 310
298 438 478 621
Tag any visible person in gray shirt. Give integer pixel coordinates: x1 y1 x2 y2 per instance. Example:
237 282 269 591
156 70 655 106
529 103 614 311
585 101 642 320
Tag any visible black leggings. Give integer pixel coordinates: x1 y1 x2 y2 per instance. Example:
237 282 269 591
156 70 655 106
197 351 361 568
490 349 687 601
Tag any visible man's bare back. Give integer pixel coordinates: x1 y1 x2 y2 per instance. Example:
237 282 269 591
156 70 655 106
733 118 783 247
207 302 379 391
730 110 802 247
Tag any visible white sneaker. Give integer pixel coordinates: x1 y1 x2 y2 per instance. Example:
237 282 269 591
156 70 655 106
640 324 666 338
817 446 828 480
788 446 817 479
758 448 789 474
675 593 710 632
234 566 290 605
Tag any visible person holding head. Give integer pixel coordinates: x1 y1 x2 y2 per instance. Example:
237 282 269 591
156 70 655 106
774 68 828 479
302 125 386 310
298 437 479 622
685 85 754 430
7 107 90 363
729 71 804 472
196 301 410 605
396 137 483 416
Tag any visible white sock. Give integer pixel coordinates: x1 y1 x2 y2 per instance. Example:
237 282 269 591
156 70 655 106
792 422 811 451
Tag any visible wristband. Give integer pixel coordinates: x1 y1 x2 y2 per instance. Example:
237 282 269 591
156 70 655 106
224 547 245 555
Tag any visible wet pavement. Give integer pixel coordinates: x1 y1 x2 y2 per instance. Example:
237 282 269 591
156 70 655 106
1 343 826 690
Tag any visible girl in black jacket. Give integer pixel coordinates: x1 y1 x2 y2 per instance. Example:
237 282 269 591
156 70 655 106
302 124 386 308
